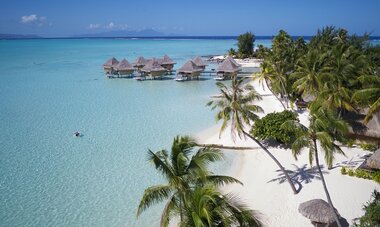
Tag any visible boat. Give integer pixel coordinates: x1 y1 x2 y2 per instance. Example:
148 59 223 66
174 75 188 82
134 76 146 81
214 74 225 81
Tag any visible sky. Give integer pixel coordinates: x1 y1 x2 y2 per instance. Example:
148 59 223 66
0 0 379 37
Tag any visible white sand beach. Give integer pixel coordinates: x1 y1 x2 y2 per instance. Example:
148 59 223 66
196 79 379 226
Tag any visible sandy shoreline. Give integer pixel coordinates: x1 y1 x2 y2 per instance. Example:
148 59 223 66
194 79 379 226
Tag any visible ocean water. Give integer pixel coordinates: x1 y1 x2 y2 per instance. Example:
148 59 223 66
0 38 258 227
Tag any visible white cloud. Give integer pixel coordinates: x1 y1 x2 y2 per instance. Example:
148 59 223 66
21 14 49 27
105 22 115 29
21 14 38 23
88 23 101 29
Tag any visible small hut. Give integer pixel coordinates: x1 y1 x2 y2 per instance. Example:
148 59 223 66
367 149 380 170
176 60 203 80
159 55 176 71
141 58 167 79
133 56 148 71
216 56 241 80
299 199 340 227
115 59 135 77
192 56 208 70
103 57 119 74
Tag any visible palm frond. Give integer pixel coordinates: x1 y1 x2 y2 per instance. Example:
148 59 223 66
137 185 174 217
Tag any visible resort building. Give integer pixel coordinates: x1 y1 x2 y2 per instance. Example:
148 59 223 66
192 56 208 70
159 55 176 71
103 57 119 74
133 56 148 71
115 59 135 77
176 60 204 81
140 58 167 79
215 56 241 80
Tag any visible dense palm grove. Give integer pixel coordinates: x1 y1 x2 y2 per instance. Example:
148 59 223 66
256 26 380 121
136 27 380 226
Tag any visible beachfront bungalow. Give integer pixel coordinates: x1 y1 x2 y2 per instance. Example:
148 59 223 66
176 60 203 81
215 56 241 80
133 56 148 71
159 55 176 71
103 57 119 74
115 59 135 77
192 56 208 70
140 58 167 79
343 109 380 148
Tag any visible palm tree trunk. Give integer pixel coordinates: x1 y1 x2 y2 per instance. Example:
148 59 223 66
313 139 342 227
265 78 287 110
279 77 289 109
243 131 298 194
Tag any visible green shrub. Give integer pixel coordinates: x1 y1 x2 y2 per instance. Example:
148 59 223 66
341 166 347 175
354 190 380 226
348 169 354 176
374 172 380 184
360 142 377 152
251 110 298 145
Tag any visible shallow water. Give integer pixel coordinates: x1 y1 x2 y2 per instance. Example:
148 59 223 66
0 38 252 227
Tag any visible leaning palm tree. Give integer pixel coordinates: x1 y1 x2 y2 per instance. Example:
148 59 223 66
136 135 241 226
282 104 348 227
253 60 286 109
207 77 298 194
181 184 262 227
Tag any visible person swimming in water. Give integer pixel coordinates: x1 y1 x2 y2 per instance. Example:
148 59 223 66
74 131 81 137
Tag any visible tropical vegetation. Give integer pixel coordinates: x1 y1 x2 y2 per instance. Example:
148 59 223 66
354 190 380 227
237 32 255 58
251 110 298 145
136 135 261 226
254 26 380 124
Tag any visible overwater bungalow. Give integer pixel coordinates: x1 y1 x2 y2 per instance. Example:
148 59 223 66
133 56 148 71
159 54 176 71
115 59 135 77
140 58 167 79
103 57 119 74
175 60 203 81
192 56 208 70
215 56 241 80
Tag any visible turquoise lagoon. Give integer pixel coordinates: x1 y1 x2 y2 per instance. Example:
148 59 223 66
0 38 268 227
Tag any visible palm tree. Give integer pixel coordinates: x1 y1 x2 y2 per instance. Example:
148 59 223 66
181 184 262 226
207 77 298 194
353 86 380 123
253 60 286 109
319 45 357 115
291 49 325 98
136 135 241 226
282 104 348 227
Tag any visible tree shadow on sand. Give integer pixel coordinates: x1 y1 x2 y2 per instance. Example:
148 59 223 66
268 164 329 193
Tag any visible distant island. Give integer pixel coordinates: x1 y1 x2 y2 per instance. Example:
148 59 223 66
73 28 168 38
0 34 42 39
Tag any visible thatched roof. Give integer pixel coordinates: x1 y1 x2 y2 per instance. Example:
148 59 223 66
216 56 241 73
177 60 203 74
115 59 134 71
133 56 148 67
367 149 380 169
160 54 176 65
343 109 380 139
103 57 119 67
193 56 208 67
141 58 167 72
299 199 339 224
